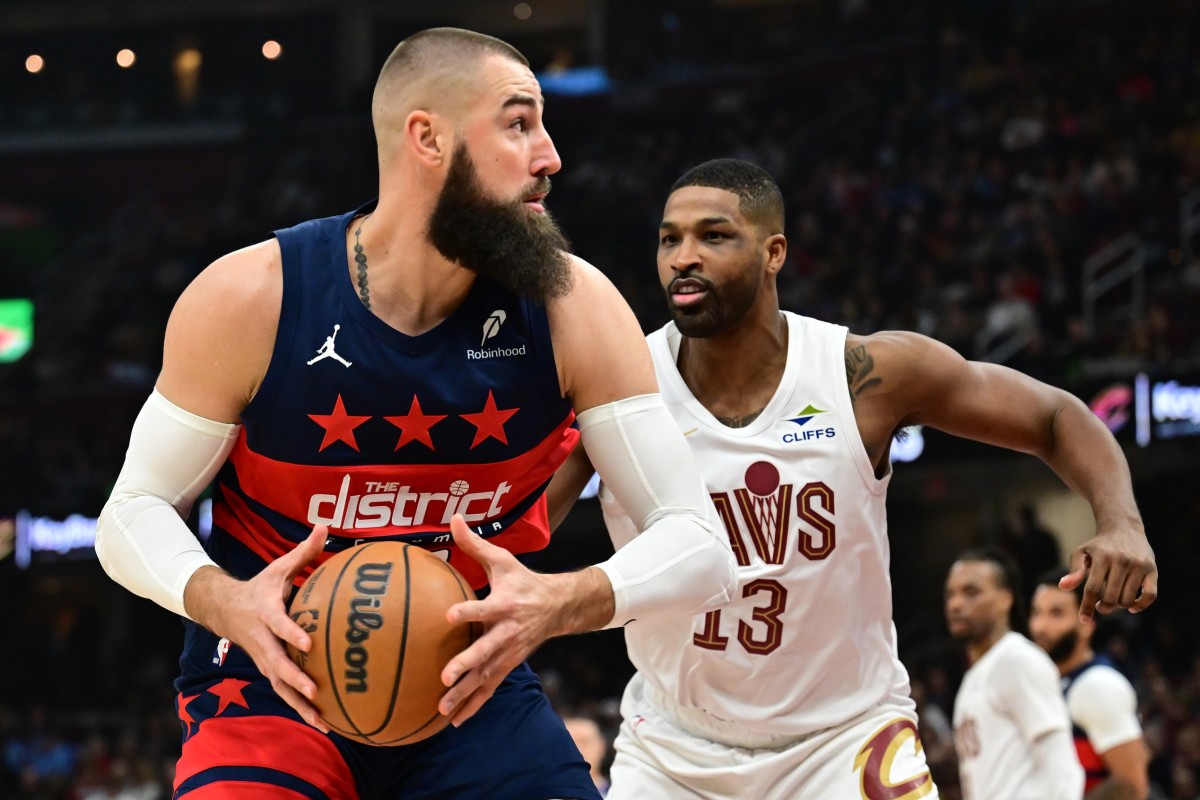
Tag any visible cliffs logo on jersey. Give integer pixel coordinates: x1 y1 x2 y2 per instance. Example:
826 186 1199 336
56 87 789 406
307 475 513 530
467 309 526 360
783 403 836 444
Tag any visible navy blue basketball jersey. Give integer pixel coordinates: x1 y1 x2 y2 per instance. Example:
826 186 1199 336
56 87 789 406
208 202 578 590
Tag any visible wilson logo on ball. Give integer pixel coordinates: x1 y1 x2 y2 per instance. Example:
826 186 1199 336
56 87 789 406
343 561 393 694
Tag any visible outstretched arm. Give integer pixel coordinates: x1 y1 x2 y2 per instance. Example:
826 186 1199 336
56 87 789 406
852 331 1157 618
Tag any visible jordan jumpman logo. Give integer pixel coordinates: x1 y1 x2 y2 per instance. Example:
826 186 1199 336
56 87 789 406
307 324 352 367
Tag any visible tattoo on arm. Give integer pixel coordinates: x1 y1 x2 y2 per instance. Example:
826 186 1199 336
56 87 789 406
716 409 764 429
844 344 882 405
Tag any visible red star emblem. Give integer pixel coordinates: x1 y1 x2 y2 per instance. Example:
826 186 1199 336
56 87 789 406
460 390 520 448
384 395 447 451
307 394 371 452
208 678 252 716
177 692 200 735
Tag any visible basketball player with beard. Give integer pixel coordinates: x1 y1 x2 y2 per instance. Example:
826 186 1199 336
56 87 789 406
547 158 1155 798
95 29 736 799
946 548 1084 799
1031 570 1149 799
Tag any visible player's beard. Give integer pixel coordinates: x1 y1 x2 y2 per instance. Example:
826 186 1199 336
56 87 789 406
427 142 574 303
1040 628 1079 666
665 259 760 338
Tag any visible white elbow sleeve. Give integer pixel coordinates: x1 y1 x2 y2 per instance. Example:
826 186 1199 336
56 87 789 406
96 390 239 618
579 394 736 628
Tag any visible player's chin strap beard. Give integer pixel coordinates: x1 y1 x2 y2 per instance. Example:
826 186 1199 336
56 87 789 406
353 214 372 311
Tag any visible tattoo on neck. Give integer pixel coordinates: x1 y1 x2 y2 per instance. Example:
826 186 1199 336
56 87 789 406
845 344 882 406
716 409 764 428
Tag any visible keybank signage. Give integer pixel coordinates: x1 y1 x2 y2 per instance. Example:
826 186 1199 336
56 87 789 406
1087 373 1200 447
1152 379 1200 440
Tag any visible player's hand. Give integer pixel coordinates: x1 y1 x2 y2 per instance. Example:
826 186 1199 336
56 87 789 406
438 515 566 727
186 524 330 732
1060 524 1157 620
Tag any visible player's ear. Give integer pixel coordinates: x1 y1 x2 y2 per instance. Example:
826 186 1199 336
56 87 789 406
405 110 448 167
764 233 787 275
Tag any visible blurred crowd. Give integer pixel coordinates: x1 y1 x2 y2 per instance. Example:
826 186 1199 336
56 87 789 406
2 0 1199 797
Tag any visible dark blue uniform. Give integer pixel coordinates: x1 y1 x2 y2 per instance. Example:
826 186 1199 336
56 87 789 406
172 203 598 800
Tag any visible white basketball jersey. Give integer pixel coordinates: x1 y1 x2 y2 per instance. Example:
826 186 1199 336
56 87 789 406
600 312 912 738
953 632 1075 800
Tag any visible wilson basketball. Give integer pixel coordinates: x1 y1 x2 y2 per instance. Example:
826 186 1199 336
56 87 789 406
286 541 479 746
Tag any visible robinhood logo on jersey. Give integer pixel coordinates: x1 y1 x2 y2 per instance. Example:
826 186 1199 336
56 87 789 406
782 403 836 444
467 309 526 359
307 476 512 530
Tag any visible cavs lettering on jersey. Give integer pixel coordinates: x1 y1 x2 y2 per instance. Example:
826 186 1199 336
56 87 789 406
1062 657 1143 793
205 202 577 597
601 312 913 739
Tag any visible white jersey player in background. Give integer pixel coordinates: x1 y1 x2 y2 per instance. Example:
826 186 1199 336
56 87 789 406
547 158 1156 799
946 548 1084 799
1030 569 1149 799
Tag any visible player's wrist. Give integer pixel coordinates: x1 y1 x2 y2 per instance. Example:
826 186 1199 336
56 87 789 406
183 564 241 635
547 567 614 636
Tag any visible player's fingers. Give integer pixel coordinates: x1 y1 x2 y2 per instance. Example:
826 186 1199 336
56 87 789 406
441 637 489 690
449 515 509 568
438 663 486 716
265 604 313 654
1079 555 1106 620
450 685 495 728
266 642 319 700
1116 564 1147 610
1059 547 1090 591
1130 569 1158 613
275 524 328 577
446 598 498 626
1096 556 1127 614
271 678 329 734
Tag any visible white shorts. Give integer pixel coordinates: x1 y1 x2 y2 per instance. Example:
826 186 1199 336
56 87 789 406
609 673 939 800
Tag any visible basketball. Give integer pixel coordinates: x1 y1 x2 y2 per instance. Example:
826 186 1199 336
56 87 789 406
286 542 479 746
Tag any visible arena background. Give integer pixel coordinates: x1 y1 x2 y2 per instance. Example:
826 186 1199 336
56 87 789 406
1 1 1197 797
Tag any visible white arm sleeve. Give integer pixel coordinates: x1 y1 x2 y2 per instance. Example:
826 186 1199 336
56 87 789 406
578 394 737 628
1028 727 1086 799
95 390 240 619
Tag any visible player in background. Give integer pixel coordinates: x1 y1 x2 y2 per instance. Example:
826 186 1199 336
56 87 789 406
95 28 736 799
547 158 1155 798
564 715 612 797
946 548 1084 799
1031 569 1150 799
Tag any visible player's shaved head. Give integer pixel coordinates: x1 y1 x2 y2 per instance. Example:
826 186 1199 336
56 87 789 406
372 28 529 154
670 158 785 236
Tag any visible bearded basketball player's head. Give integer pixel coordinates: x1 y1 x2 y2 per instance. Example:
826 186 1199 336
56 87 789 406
657 158 788 338
371 28 573 302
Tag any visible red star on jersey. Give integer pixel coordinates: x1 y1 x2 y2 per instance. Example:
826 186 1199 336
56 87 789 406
307 394 371 452
384 395 447 451
460 390 520 448
208 678 251 716
177 692 200 735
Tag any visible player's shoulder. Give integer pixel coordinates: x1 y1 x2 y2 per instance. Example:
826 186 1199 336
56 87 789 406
1069 662 1134 699
177 238 283 316
845 328 941 362
998 632 1058 671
